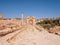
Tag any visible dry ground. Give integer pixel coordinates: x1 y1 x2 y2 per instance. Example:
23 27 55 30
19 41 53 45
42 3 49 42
0 25 60 45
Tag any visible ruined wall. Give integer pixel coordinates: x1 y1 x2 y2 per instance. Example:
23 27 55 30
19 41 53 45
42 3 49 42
27 16 36 25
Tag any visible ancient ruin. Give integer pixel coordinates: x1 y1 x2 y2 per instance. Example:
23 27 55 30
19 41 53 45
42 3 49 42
0 14 4 19
26 16 36 25
0 13 60 45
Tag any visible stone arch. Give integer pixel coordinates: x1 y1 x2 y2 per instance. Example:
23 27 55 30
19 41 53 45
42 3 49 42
27 16 36 25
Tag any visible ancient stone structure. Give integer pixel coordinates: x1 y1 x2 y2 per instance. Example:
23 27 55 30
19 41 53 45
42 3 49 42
21 12 24 26
20 11 36 26
0 14 3 19
0 13 36 26
26 16 36 25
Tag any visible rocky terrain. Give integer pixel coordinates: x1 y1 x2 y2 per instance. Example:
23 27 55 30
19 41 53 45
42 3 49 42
48 26 60 35
0 17 60 45
0 24 60 45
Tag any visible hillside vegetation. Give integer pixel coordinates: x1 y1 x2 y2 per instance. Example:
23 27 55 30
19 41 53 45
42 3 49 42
36 19 60 30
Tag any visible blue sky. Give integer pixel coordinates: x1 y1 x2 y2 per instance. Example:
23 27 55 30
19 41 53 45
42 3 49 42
0 0 60 18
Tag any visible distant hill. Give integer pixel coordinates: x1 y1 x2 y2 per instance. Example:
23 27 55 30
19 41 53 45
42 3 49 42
36 17 60 29
36 17 60 36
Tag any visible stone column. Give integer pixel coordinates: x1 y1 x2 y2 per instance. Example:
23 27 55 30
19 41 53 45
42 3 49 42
21 12 24 26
